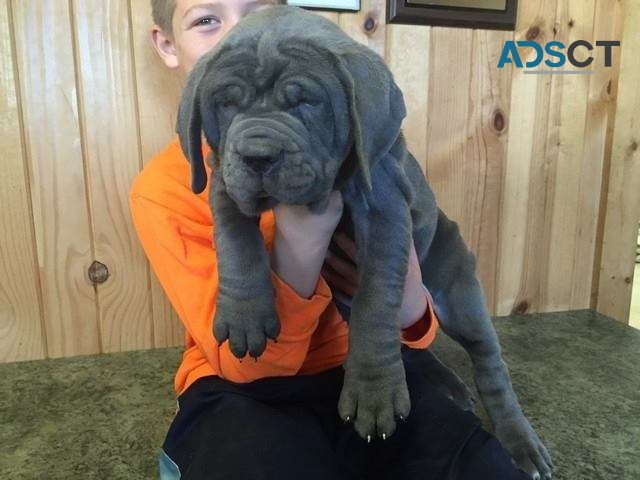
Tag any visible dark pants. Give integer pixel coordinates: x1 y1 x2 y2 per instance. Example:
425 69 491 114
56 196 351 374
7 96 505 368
159 355 531 480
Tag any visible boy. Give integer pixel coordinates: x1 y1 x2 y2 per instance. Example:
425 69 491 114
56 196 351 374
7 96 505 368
129 1 532 478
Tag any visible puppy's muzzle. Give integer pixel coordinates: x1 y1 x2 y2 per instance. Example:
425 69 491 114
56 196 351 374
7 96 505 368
223 112 320 210
235 137 284 175
243 154 278 174
227 113 306 163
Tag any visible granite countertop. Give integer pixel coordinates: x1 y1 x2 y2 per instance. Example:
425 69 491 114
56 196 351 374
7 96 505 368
1 309 638 479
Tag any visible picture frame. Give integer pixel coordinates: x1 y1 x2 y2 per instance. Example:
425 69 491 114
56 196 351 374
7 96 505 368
387 0 518 31
287 0 361 12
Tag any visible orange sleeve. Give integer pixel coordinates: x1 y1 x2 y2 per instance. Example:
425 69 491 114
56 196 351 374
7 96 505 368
333 285 439 350
399 286 439 349
129 193 333 384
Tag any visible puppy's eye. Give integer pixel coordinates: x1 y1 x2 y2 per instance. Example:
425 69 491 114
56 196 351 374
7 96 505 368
284 84 301 104
220 85 243 108
283 83 315 108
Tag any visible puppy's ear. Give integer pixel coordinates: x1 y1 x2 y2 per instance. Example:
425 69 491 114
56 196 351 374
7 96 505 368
176 57 215 194
335 45 406 191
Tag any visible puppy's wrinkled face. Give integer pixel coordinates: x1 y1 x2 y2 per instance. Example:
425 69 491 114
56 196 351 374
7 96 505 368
200 42 352 216
178 6 408 215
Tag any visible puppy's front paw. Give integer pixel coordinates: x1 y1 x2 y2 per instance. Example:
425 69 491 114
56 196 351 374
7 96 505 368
213 293 280 360
494 416 554 480
338 358 411 442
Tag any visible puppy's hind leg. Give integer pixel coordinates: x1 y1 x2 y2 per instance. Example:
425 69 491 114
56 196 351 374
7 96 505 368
421 210 553 480
401 346 476 412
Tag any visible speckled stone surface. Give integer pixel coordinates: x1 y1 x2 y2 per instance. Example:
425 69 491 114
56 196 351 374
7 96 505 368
1 309 638 479
431 309 640 480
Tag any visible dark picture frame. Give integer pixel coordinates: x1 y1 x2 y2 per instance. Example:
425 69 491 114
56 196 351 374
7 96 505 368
387 0 518 30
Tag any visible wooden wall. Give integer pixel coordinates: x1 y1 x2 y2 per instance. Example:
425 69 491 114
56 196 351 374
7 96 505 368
1 0 639 363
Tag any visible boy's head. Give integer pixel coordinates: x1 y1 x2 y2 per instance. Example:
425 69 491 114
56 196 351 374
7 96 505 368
150 0 283 75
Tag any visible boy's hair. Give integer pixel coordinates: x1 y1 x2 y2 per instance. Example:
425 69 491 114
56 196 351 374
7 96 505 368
151 0 287 38
151 0 176 37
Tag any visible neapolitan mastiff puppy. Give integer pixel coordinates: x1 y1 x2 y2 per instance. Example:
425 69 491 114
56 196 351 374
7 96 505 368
176 5 552 479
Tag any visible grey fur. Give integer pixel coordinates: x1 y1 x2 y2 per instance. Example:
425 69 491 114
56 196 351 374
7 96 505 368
176 6 553 479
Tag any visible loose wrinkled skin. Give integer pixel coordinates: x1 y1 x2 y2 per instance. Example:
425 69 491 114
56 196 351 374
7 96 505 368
176 6 553 479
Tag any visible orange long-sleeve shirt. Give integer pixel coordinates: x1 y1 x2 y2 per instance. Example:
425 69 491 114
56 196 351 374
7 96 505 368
129 138 439 396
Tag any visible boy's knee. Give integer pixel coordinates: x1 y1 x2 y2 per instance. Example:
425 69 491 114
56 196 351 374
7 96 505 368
455 428 531 480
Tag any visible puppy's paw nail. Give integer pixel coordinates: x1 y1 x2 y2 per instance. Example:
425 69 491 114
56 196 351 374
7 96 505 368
381 433 386 440
366 435 371 444
533 473 540 480
343 416 350 423
399 415 405 422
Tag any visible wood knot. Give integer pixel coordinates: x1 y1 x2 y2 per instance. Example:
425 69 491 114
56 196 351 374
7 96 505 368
630 140 638 152
492 109 506 133
88 261 109 285
568 19 575 28
364 16 377 34
606 79 612 95
624 276 632 284
512 300 530 315
526 25 540 41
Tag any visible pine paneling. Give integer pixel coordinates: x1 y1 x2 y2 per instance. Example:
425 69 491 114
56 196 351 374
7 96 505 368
0 0 45 361
11 0 100 358
596 0 640 322
72 0 154 352
386 24 430 173
496 0 563 315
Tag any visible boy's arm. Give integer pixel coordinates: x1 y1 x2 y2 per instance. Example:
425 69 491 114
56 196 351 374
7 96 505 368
129 192 333 382
270 192 438 350
331 286 438 350
398 287 438 348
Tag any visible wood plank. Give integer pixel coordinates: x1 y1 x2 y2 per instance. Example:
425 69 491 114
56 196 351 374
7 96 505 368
11 0 100 358
596 0 640 323
591 0 626 308
386 24 430 173
0 0 45 362
424 27 474 232
468 28 513 314
541 0 595 312
72 0 153 352
574 0 624 309
425 25 510 314
129 0 184 348
338 0 386 57
495 0 558 315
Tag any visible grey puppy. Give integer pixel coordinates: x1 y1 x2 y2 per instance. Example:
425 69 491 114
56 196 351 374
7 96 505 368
176 5 553 479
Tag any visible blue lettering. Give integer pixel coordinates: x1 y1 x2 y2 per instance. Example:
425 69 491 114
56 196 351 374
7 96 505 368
516 41 545 68
498 41 523 68
545 41 566 67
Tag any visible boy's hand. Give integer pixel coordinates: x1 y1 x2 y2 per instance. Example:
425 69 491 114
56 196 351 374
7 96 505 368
270 191 344 299
322 233 428 329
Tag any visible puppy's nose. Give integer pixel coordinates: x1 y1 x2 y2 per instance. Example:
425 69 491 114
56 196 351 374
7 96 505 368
243 155 275 174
